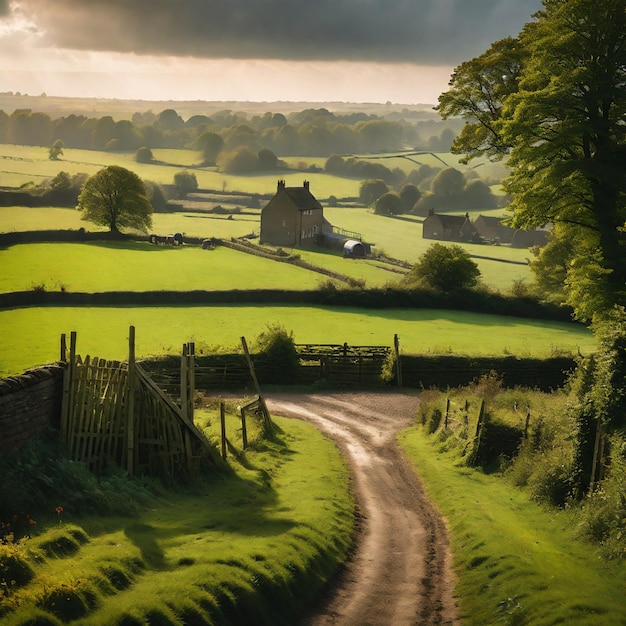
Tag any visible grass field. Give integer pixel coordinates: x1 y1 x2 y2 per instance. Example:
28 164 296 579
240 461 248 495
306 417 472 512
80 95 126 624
0 305 595 376
0 144 362 198
0 205 531 291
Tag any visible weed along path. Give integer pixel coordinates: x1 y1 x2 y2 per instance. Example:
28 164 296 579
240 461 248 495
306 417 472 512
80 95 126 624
265 392 459 626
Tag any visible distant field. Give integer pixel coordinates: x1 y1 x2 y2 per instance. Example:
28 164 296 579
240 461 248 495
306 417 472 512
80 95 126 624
0 305 595 376
0 205 531 291
0 144 362 198
0 241 398 292
0 242 337 293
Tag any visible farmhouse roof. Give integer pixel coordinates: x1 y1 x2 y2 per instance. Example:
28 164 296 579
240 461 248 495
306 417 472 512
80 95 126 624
277 179 323 210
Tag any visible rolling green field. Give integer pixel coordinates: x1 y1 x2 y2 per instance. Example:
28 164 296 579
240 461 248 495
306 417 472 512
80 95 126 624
0 205 531 291
0 144 362 198
0 305 595 376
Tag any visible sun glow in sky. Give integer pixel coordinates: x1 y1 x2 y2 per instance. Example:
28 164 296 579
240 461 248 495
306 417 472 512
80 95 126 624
0 0 542 105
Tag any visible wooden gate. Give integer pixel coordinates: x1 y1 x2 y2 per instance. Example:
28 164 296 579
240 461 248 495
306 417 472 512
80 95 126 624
60 328 217 483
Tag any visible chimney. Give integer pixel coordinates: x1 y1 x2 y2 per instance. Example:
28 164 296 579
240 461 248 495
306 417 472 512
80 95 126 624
277 179 285 189
303 180 309 190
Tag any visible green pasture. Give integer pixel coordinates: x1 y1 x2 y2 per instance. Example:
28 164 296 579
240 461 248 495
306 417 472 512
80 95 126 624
399 426 626 625
0 242 334 293
0 205 531 291
0 305 595 376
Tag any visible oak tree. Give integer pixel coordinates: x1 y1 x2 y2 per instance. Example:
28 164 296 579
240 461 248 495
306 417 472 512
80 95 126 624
437 0 626 321
77 166 153 233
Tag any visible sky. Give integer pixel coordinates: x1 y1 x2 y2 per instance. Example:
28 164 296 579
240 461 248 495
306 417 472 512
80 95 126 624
0 0 543 105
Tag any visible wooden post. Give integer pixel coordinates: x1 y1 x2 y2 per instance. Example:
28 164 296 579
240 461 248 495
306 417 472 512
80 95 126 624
127 326 136 476
394 334 403 388
188 342 195 424
240 405 248 449
181 343 189 422
590 418 603 492
220 401 227 460
60 331 77 445
241 336 273 432
444 397 450 429
524 410 531 440
60 333 67 363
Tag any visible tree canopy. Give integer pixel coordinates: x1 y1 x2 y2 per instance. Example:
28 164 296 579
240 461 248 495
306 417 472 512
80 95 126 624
77 166 153 233
404 243 481 291
437 0 626 321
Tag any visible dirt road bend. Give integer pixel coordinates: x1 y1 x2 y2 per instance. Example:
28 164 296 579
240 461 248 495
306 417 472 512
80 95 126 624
265 392 460 626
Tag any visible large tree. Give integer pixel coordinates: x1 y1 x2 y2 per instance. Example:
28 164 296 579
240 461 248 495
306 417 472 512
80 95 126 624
77 166 153 233
437 0 626 321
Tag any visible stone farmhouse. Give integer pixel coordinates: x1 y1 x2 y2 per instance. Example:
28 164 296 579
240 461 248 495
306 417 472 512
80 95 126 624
260 180 325 248
422 210 480 243
260 180 370 255
423 210 549 248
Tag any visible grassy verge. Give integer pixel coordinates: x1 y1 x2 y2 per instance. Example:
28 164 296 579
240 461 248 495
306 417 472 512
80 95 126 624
0 407 354 625
398 424 626 625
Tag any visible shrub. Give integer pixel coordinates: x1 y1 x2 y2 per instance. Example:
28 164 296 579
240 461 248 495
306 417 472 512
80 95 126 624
403 243 481 291
135 146 154 163
254 323 300 385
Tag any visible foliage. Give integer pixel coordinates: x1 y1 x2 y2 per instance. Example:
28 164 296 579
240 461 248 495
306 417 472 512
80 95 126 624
403 243 481 291
173 169 198 198
374 191 404 215
217 146 259 172
195 130 224 165
48 139 64 161
254 323 300 384
134 146 154 163
398 183 421 212
358 179 389 205
413 167 498 213
438 0 626 321
77 166 153 233
0 430 162 520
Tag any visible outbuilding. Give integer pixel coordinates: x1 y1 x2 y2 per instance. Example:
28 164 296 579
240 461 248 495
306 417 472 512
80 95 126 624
343 239 367 257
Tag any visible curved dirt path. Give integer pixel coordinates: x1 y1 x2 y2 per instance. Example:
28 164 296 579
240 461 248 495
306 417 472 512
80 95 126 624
265 391 460 626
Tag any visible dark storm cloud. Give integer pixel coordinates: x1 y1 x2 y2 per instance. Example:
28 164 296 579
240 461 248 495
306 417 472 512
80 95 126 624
24 0 543 64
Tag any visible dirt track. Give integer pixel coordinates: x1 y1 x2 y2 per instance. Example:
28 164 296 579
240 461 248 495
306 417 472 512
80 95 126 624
265 391 460 626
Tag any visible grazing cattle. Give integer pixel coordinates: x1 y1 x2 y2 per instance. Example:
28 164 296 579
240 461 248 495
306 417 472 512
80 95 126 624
149 233 184 246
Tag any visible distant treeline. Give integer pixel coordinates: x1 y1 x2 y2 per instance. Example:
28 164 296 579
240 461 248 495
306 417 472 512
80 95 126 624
0 106 461 158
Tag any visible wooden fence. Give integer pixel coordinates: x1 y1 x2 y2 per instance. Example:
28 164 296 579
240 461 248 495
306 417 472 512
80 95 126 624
60 328 218 483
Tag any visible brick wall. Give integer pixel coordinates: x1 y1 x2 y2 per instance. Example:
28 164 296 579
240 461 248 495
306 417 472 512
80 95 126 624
0 365 65 452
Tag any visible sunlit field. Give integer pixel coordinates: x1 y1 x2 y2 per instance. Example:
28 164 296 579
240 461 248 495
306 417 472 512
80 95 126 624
0 144 362 198
0 204 531 291
0 305 595 376
0 241 399 292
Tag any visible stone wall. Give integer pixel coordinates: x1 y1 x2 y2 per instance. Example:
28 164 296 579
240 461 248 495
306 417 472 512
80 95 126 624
0 365 65 452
